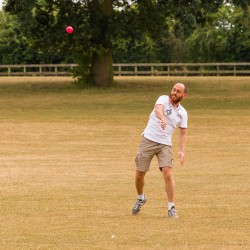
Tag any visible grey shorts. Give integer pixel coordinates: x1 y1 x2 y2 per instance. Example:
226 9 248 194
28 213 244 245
135 136 174 172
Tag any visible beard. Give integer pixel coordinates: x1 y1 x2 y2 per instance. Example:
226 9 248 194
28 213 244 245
170 94 183 104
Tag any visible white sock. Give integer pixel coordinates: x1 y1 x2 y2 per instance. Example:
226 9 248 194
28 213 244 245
138 194 145 200
168 202 174 210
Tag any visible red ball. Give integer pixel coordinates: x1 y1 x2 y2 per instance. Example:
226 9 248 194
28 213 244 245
66 26 73 34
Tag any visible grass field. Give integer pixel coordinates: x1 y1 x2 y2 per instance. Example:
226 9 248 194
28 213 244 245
0 76 249 250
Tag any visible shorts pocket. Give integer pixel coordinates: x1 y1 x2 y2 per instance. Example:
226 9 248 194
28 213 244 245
135 152 152 171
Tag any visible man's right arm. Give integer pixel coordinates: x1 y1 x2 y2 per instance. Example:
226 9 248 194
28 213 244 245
155 104 166 130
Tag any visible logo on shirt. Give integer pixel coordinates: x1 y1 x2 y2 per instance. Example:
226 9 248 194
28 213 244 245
166 109 172 116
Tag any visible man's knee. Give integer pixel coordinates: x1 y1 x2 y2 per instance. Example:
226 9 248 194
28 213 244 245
136 170 146 180
162 167 173 181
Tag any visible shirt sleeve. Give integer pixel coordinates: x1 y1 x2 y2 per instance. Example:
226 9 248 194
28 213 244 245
179 111 188 128
155 95 169 106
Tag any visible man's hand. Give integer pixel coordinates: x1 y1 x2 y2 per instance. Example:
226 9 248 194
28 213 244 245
178 150 185 166
155 104 166 130
159 118 166 130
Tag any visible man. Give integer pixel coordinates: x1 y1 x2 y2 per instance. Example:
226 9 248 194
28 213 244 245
132 83 188 218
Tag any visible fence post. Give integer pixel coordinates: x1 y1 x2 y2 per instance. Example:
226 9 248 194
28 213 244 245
8 66 11 76
234 65 236 76
200 66 203 76
217 65 220 76
184 66 187 76
119 65 121 76
135 66 137 76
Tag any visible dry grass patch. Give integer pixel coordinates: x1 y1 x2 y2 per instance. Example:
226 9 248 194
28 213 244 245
0 76 249 249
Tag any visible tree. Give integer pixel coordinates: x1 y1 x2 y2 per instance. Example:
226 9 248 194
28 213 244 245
3 0 250 86
184 1 250 62
3 0 114 86
89 0 113 87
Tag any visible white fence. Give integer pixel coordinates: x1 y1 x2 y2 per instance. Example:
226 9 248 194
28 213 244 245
0 63 250 76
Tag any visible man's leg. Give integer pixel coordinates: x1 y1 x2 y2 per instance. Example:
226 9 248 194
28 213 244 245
162 166 175 202
162 166 179 218
132 170 147 215
135 170 146 195
132 136 155 215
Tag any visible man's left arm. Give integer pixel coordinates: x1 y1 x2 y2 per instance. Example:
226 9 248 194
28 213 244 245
178 128 187 166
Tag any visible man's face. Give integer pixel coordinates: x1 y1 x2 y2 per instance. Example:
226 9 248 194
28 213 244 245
170 84 186 104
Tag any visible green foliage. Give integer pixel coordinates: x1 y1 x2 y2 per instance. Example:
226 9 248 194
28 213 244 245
185 3 250 62
72 48 93 87
0 12 34 64
2 0 91 63
0 0 249 76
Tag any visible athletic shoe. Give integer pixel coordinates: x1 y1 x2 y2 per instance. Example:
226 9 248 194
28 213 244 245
168 206 179 219
131 196 147 215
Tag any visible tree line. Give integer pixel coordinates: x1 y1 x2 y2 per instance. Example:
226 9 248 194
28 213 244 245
0 0 249 87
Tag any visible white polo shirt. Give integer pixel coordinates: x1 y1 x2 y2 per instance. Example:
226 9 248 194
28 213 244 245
142 95 188 146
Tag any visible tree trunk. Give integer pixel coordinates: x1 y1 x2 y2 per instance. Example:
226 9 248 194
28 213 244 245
90 0 113 87
91 51 113 87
